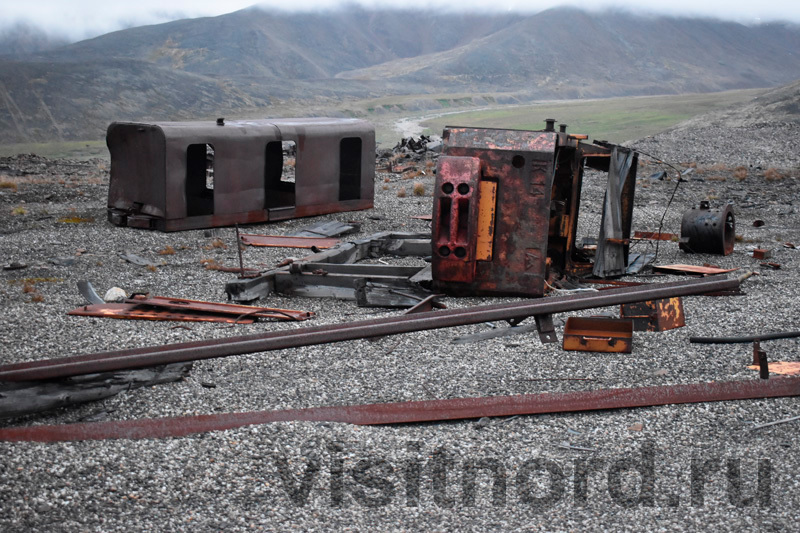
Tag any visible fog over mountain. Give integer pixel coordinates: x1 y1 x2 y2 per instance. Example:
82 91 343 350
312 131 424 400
1 5 799 143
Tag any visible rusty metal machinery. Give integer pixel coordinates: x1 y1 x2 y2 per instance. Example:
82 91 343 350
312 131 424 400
106 118 375 231
679 201 735 255
432 121 637 297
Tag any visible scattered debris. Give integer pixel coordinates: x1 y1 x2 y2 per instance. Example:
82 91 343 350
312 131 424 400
750 413 800 430
746 362 799 376
289 220 360 238
653 264 738 276
0 362 192 419
627 422 644 431
3 262 27 271
77 280 105 305
119 252 159 268
451 324 539 345
68 295 313 324
753 219 765 227
240 234 341 249
752 248 771 260
49 256 77 267
226 231 431 304
2 274 747 383
633 231 677 241
760 262 781 270
689 330 800 344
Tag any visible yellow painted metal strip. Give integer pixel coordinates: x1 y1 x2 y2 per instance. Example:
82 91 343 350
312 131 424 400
476 181 497 261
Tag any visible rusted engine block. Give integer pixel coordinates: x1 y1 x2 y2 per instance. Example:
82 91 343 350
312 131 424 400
106 118 374 231
432 122 637 297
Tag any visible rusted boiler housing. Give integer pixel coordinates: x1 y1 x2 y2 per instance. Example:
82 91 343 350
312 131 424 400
432 121 638 297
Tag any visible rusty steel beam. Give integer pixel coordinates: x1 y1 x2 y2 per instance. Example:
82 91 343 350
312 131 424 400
1 376 797 442
0 274 745 382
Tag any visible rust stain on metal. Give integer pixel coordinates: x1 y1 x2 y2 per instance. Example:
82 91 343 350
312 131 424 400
563 317 633 353
1 377 797 442
106 118 374 232
475 180 497 261
240 234 340 249
634 231 677 241
621 297 685 331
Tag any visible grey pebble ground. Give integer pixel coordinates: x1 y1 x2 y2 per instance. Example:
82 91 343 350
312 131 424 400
1 114 799 531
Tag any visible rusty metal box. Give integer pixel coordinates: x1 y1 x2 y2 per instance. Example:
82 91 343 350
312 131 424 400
620 297 685 332
563 317 633 353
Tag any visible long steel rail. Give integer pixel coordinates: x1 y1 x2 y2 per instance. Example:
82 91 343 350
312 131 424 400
1 375 795 442
0 274 745 382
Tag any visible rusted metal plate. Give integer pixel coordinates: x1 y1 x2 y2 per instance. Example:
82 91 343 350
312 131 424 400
563 317 633 353
106 118 374 232
240 234 340 249
680 201 735 255
68 303 257 323
68 297 313 323
2 377 798 442
634 231 677 241
621 297 685 332
748 362 800 375
653 264 738 276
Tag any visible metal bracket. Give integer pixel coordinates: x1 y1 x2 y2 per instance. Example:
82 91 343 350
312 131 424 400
754 341 769 379
534 314 558 344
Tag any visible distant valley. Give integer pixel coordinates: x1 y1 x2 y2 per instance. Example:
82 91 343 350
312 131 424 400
1 5 799 144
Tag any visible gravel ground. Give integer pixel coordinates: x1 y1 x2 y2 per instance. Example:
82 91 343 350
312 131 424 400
1 117 799 531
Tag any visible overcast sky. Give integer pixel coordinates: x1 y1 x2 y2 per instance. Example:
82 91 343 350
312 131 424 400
2 1 799 40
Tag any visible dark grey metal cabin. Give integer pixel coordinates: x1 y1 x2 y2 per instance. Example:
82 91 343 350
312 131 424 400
106 118 375 231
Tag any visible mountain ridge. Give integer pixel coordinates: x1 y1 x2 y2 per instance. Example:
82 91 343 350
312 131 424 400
1 6 800 144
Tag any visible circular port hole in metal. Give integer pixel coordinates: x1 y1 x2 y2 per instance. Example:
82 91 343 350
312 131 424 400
454 247 467 258
512 155 525 168
457 183 470 195
442 183 454 194
438 246 451 257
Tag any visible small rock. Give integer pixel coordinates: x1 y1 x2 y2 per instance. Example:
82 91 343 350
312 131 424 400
49 256 77 266
104 287 127 303
474 417 492 429
628 422 644 432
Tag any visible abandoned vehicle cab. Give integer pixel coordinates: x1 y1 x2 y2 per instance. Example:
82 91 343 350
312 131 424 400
432 121 637 297
106 118 375 231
